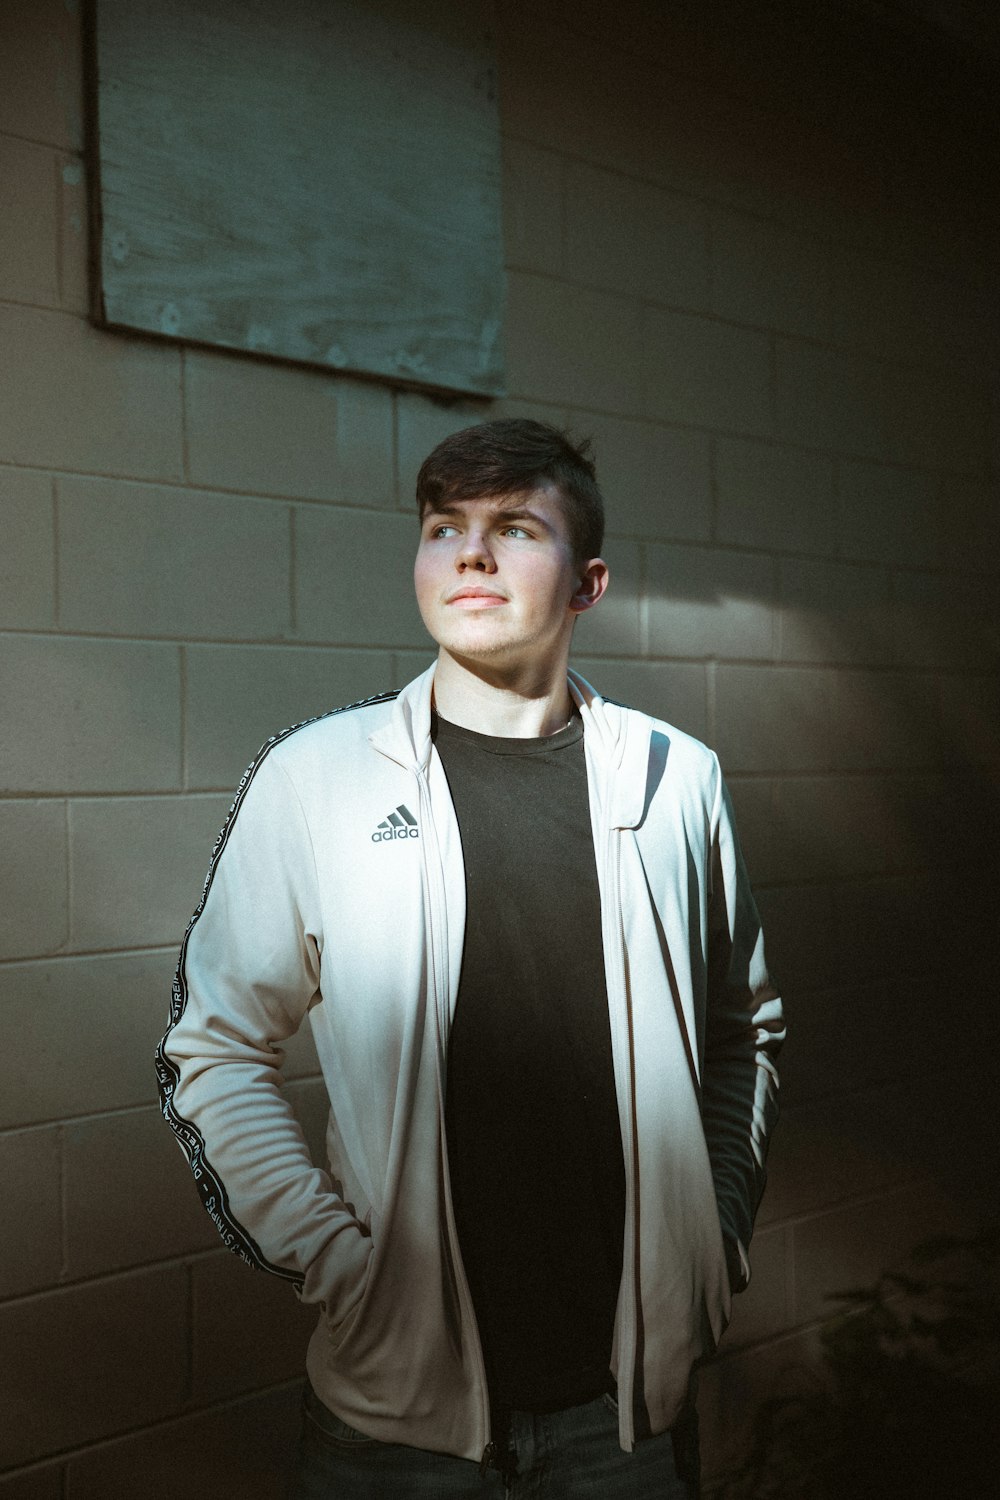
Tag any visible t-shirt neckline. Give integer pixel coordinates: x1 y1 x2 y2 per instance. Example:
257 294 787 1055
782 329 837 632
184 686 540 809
431 711 584 756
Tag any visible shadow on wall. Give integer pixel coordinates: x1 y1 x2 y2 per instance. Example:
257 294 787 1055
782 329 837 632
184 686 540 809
711 1228 1000 1500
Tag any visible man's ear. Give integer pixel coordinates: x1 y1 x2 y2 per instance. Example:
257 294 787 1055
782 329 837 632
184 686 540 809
569 557 609 615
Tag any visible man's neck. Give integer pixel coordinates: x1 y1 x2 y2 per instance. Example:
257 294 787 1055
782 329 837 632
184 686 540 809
431 652 575 738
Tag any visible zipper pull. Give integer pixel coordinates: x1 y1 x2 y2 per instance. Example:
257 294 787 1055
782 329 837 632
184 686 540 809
479 1441 501 1477
480 1440 517 1478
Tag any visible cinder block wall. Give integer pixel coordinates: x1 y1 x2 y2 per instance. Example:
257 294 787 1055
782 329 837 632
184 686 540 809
2 0 998 1492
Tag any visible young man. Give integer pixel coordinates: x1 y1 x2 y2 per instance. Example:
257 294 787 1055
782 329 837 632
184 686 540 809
157 418 784 1498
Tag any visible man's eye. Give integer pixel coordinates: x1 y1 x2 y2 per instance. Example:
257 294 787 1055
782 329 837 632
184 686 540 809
503 526 530 539
432 524 457 538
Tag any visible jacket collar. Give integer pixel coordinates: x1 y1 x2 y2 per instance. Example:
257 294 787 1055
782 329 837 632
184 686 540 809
569 669 653 831
369 663 652 829
368 663 437 772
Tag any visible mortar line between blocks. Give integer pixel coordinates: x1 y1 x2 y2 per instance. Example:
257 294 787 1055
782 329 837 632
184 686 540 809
62 797 72 955
558 153 569 278
180 348 191 482
637 542 649 657
58 1120 68 1284
8 1376 307 1475
52 475 61 625
179 645 188 791
390 391 402 509
708 433 719 544
289 507 298 634
53 150 66 306
705 660 717 750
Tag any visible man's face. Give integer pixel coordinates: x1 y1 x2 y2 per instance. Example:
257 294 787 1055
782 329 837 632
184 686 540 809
413 485 591 671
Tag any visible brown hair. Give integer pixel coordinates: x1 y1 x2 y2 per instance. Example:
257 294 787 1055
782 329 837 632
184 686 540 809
416 418 604 561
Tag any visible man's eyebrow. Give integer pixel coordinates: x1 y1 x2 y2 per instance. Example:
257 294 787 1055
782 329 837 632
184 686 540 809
425 502 554 531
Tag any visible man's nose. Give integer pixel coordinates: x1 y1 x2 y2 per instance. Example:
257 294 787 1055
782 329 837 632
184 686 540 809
457 530 496 569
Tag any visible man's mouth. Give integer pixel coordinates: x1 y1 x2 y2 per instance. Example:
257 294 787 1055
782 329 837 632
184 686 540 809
447 588 508 607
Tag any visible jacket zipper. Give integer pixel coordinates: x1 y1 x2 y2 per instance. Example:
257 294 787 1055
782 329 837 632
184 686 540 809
415 769 493 1462
604 822 637 1451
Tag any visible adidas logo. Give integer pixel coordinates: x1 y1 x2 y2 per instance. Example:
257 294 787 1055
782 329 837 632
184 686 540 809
371 804 419 843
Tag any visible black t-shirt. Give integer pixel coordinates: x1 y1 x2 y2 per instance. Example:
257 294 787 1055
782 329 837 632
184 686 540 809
435 711 626 1413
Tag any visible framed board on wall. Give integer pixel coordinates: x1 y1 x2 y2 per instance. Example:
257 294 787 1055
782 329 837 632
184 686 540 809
90 0 505 397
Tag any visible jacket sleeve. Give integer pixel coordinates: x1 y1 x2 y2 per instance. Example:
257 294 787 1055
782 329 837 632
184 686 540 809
155 748 372 1319
701 758 785 1290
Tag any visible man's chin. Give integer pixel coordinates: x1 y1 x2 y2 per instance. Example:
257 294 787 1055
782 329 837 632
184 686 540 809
438 636 519 666
430 621 571 676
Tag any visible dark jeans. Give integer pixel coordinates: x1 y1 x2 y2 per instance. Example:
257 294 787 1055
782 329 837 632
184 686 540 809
289 1381 699 1498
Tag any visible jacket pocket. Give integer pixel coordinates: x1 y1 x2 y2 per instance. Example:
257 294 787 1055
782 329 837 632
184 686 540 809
320 1231 376 1354
324 1217 383 1355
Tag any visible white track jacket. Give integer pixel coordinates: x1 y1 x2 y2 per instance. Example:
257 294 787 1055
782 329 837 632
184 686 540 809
157 665 784 1459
